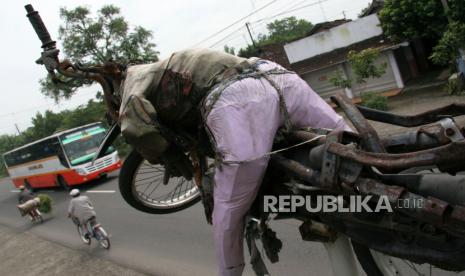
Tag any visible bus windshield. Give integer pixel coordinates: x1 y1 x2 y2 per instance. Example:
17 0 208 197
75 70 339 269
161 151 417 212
61 125 114 166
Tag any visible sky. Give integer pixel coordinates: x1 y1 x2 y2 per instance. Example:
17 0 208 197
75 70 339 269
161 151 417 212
0 0 371 135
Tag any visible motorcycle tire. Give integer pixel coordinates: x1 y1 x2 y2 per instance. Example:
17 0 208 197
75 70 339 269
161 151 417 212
119 150 200 214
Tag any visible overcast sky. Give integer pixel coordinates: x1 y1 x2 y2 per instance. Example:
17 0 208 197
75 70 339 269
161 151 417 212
0 0 370 135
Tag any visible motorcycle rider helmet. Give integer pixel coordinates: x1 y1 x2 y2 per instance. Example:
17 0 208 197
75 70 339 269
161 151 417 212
70 189 80 197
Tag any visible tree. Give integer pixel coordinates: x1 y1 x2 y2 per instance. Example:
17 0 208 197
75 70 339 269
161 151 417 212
261 16 312 44
379 0 465 66
329 48 388 110
0 135 24 176
224 45 236 55
41 5 159 100
236 16 313 57
22 111 65 143
330 48 387 89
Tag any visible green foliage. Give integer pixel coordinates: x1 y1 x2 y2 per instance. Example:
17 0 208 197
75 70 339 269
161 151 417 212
329 48 387 92
361 92 388 111
430 22 465 66
224 45 236 55
0 135 25 177
378 0 447 41
42 5 159 100
37 194 53 213
329 70 352 89
260 17 312 44
379 0 465 66
347 48 387 84
237 16 313 58
444 73 465 95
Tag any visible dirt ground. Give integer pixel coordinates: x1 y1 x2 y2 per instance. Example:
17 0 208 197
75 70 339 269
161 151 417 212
0 223 146 276
340 85 465 136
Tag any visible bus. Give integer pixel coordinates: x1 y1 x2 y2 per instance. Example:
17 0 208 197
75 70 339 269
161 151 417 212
3 122 122 189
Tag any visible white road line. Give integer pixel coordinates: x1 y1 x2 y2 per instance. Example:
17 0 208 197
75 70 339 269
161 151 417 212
10 190 20 193
86 190 116 193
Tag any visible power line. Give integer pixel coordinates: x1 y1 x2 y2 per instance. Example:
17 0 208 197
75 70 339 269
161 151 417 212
251 0 329 24
209 25 247 48
192 0 280 48
209 0 317 50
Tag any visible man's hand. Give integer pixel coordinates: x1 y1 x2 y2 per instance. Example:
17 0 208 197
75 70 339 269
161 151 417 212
160 145 194 183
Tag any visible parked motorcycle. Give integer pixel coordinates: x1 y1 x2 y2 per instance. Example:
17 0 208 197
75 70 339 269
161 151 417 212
26 4 465 275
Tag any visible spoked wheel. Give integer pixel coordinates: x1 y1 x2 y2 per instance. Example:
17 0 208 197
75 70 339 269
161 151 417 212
77 225 91 245
353 242 465 276
353 166 465 276
94 227 110 250
119 150 201 214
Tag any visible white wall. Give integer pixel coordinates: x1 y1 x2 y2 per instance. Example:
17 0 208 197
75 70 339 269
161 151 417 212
301 51 400 99
284 14 383 64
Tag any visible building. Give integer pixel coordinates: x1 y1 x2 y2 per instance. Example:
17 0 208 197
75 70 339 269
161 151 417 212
283 14 410 99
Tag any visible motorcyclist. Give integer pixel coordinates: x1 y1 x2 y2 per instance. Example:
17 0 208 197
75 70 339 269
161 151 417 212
67 189 98 236
17 185 40 221
18 185 35 204
117 48 351 276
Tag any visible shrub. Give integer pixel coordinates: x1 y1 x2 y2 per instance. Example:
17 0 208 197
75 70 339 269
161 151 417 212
37 194 53 214
444 73 465 95
361 92 388 111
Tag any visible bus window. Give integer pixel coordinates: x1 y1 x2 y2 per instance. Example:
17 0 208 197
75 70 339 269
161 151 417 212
60 125 115 166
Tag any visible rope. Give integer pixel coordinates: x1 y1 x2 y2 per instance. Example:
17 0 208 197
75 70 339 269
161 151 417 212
223 135 325 165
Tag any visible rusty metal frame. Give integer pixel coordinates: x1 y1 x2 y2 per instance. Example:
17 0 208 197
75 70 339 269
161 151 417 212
357 103 465 127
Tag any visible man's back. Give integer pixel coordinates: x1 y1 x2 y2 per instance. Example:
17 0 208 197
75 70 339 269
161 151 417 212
18 189 34 204
68 195 96 224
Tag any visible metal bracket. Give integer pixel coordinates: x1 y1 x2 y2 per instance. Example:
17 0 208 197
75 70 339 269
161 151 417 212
320 131 343 191
439 118 464 142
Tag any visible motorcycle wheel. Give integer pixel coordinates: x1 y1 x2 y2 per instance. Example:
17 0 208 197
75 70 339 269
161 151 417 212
352 166 465 276
353 242 465 276
119 150 200 214
77 225 91 245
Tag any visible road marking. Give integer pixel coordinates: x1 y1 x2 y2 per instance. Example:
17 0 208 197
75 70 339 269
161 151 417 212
86 190 116 193
11 190 55 193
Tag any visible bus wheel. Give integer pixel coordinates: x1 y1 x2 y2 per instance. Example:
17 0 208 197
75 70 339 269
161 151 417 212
57 176 70 191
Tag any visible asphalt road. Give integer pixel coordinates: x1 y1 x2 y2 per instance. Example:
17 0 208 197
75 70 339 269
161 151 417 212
0 172 336 276
2 172 465 276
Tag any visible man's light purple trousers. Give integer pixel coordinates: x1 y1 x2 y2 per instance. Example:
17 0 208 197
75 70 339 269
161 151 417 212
205 61 350 276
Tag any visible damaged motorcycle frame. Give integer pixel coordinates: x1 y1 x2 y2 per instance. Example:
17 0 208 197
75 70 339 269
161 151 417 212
257 95 465 272
25 4 465 274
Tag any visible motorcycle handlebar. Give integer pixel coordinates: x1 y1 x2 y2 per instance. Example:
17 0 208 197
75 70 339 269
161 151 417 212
25 4 56 49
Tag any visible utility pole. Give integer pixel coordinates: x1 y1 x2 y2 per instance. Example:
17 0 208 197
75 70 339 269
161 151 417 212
14 123 21 135
245 22 257 49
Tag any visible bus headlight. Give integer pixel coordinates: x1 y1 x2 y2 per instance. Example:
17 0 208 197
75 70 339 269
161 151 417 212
74 168 87 175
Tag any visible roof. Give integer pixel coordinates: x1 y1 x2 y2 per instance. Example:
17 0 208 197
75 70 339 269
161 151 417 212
3 122 103 156
307 19 352 36
290 35 398 74
359 0 384 17
258 42 292 69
